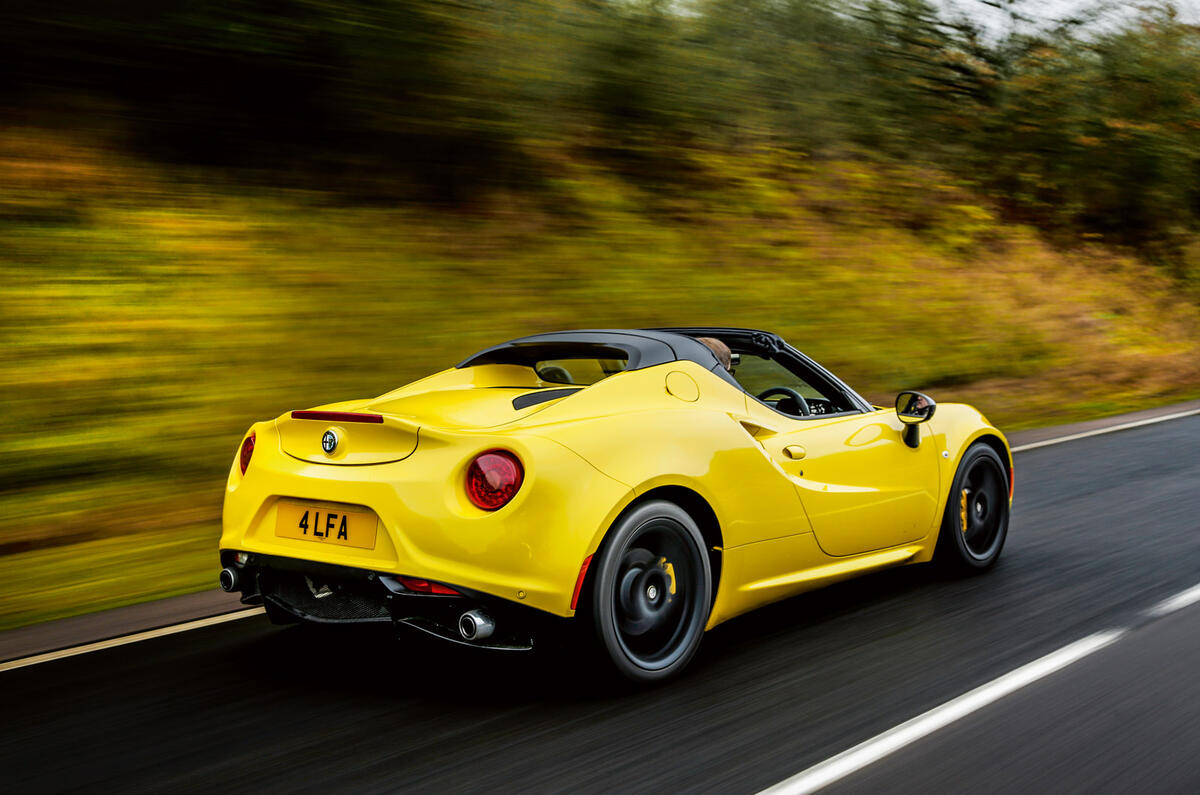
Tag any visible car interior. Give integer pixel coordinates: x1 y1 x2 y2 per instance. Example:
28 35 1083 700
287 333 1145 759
684 335 861 419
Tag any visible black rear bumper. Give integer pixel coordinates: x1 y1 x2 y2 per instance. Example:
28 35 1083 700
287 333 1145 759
220 551 561 651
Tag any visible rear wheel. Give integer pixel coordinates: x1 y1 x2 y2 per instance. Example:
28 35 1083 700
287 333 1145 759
590 500 712 683
936 443 1010 571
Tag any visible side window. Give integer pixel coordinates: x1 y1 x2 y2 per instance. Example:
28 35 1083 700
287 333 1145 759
733 354 820 398
732 353 856 417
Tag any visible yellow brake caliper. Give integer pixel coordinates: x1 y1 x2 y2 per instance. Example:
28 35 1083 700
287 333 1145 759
659 557 677 596
960 488 970 534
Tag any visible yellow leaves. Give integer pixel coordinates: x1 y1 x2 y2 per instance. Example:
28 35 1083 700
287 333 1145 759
951 204 993 222
1103 118 1163 134
927 204 996 252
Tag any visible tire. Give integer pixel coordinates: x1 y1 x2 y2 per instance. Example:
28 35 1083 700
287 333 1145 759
590 500 712 683
935 443 1010 572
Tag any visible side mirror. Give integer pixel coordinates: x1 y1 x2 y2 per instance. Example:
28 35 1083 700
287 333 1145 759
896 391 936 448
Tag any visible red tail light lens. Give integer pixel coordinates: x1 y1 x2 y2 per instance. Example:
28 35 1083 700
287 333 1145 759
570 554 593 611
465 450 524 511
397 576 461 596
239 432 256 475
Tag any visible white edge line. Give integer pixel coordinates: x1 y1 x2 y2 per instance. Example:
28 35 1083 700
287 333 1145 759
0 608 264 673
1145 584 1200 619
758 629 1126 795
1011 408 1200 453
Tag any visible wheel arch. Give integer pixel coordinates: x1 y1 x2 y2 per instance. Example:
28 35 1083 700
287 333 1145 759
934 431 1012 570
575 484 724 618
931 404 1013 502
972 433 1013 493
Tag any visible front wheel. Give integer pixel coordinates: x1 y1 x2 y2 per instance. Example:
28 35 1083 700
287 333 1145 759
935 443 1010 572
590 500 712 683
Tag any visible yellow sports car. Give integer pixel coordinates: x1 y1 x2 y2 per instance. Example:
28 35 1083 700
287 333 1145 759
219 328 1012 681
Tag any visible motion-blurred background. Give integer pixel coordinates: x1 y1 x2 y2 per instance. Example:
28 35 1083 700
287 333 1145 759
1 0 1198 630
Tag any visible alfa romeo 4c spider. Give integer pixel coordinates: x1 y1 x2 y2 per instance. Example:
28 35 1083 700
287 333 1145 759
219 328 1012 681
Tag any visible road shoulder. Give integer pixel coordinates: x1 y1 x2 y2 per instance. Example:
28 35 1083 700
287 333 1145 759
0 588 243 663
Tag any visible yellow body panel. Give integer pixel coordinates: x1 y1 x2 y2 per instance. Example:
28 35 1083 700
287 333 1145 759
222 416 632 615
220 357 1010 628
738 402 944 557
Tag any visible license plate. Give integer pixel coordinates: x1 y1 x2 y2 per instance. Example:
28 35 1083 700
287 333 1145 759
275 501 378 550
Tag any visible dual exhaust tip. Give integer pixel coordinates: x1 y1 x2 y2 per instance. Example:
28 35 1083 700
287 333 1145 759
458 609 495 641
222 566 495 642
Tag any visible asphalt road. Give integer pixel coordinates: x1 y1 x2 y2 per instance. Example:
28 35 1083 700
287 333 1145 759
3 416 1199 793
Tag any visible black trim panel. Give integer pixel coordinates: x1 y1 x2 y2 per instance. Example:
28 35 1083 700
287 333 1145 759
512 387 583 410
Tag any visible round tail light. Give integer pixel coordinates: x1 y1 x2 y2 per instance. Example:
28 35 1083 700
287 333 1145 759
465 450 523 511
239 432 256 475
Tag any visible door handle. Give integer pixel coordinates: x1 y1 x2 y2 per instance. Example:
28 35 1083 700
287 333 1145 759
783 445 807 460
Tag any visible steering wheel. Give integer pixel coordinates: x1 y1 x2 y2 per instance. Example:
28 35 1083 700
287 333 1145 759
757 386 811 417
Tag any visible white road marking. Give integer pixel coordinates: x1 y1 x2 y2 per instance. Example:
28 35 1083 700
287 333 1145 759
0 608 264 672
1145 583 1200 618
757 630 1127 795
1011 408 1200 453
760 577 1200 793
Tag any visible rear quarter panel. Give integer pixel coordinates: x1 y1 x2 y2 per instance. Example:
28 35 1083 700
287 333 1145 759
220 419 633 617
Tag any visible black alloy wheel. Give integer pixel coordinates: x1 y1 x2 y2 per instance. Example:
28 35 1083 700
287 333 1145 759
936 443 1010 571
591 500 712 682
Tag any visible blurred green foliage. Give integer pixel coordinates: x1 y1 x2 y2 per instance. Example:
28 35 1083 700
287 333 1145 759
3 0 1200 265
2 0 1200 628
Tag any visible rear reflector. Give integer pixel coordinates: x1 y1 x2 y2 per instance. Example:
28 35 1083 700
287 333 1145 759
396 576 461 596
570 554 593 611
291 410 384 424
